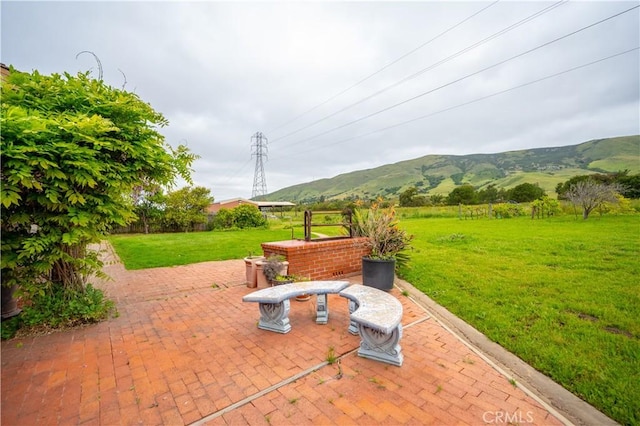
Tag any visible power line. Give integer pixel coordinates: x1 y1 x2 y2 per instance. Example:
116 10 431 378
275 4 639 151
266 0 501 136
278 47 638 159
270 0 568 144
218 157 253 185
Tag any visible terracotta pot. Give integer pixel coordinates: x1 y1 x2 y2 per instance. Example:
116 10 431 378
255 262 269 287
244 256 265 288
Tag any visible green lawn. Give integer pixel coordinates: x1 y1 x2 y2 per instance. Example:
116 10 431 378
398 215 639 425
108 228 294 269
108 214 639 424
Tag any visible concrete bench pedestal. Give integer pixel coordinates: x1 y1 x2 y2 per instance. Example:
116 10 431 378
339 285 404 367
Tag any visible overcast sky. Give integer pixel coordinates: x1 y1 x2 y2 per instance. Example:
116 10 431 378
2 1 639 201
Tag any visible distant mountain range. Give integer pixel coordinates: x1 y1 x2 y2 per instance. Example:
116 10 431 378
264 135 639 203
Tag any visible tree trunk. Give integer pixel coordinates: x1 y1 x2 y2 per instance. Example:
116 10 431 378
51 243 88 292
141 212 150 234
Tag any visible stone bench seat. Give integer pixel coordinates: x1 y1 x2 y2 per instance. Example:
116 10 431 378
339 285 404 366
242 281 349 333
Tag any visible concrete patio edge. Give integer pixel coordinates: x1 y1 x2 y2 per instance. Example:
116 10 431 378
394 277 619 426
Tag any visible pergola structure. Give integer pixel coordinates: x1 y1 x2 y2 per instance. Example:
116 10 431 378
207 198 295 215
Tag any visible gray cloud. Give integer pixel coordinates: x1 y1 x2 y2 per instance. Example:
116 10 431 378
2 1 638 201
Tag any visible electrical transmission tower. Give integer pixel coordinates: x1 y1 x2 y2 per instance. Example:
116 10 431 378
251 132 268 199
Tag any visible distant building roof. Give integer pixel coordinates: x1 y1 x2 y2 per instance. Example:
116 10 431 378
207 198 294 214
254 201 296 208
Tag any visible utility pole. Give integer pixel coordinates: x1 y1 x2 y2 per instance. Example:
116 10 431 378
251 132 268 199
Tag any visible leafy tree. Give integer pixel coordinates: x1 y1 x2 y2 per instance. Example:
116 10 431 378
556 175 592 199
477 184 500 203
132 186 166 234
447 184 477 205
399 187 427 207
399 187 418 207
617 173 640 199
430 194 446 205
507 183 545 203
1 68 197 298
163 186 213 232
565 179 623 219
556 171 639 199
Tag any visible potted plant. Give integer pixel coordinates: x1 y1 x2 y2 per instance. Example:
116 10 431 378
272 274 296 285
352 202 412 291
274 275 312 301
258 254 289 287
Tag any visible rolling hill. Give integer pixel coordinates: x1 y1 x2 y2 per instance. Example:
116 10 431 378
264 135 640 203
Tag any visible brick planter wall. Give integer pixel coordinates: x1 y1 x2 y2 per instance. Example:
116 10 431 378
261 237 371 280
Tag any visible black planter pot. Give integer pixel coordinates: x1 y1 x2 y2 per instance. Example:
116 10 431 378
1 284 21 320
362 257 396 292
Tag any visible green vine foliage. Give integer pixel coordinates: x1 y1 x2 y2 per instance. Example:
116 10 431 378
1 67 197 297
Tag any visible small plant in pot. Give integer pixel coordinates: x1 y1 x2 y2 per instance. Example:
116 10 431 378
272 274 296 285
273 274 312 301
352 202 413 291
261 255 289 287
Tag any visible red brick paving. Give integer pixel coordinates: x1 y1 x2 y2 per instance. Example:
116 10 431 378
2 242 567 425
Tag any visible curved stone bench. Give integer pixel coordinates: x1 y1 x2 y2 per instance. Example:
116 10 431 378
339 285 404 366
242 281 349 334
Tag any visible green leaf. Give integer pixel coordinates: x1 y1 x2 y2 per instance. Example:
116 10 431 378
45 169 67 180
1 189 21 208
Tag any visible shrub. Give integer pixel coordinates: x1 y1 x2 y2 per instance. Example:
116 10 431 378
233 204 267 229
2 284 115 339
211 204 267 229
211 208 235 230
492 203 526 218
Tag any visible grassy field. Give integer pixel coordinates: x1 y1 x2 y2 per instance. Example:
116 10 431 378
108 228 295 269
398 215 639 425
108 217 347 270
108 214 639 424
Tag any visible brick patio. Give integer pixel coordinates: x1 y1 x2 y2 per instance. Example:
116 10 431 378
1 242 570 425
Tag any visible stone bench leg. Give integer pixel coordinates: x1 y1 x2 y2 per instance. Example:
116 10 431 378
347 300 359 335
357 323 403 366
258 300 291 334
316 294 329 324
